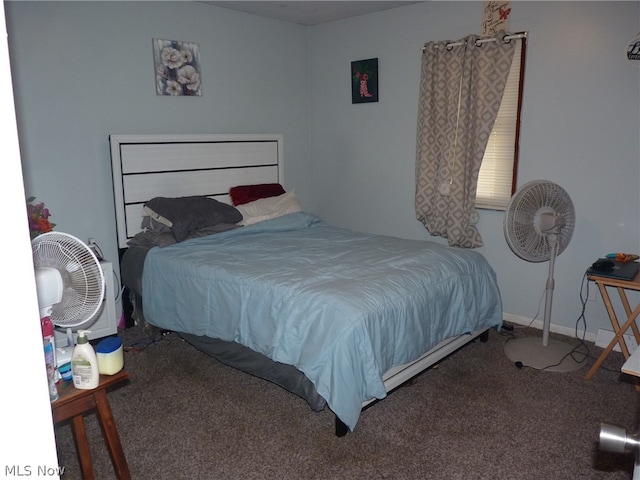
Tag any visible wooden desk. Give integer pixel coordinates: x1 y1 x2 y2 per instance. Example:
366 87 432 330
585 271 640 384
52 370 131 480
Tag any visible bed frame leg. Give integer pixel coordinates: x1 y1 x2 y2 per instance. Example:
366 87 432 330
335 417 349 437
479 330 489 343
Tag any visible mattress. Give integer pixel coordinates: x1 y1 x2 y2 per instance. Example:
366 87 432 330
141 212 503 430
121 247 327 412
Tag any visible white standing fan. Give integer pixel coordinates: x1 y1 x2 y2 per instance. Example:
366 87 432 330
32 232 105 363
503 180 585 372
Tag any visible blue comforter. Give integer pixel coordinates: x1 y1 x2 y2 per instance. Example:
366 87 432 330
142 212 503 430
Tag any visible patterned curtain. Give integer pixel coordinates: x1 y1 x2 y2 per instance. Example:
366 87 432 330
415 31 516 248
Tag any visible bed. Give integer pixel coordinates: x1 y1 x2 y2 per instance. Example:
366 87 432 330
110 133 503 435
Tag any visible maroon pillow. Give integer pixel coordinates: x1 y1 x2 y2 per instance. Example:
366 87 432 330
229 183 285 206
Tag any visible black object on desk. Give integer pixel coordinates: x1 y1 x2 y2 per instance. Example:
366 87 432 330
587 260 639 281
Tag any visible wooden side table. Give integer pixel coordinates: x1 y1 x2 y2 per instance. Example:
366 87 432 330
52 369 131 480
585 271 640 385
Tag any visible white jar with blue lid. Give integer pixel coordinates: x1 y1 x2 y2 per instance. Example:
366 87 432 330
96 336 124 375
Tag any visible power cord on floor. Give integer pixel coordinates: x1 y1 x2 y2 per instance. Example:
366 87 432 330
519 269 637 373
504 270 595 372
124 329 174 354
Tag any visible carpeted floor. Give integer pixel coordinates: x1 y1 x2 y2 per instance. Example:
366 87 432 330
53 325 639 479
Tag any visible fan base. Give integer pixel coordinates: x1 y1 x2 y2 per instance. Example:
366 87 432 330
504 336 586 372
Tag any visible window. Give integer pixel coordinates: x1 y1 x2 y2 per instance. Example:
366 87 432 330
475 36 526 210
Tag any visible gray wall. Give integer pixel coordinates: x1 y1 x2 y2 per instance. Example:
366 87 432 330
6 1 311 320
308 1 640 337
7 1 640 338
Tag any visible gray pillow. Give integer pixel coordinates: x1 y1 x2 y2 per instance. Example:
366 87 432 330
144 196 243 242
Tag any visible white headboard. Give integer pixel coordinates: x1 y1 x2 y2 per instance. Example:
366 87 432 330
110 134 283 249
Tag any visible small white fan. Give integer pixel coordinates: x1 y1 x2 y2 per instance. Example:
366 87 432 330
503 180 585 372
32 232 105 352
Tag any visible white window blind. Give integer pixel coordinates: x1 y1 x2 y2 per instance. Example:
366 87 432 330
475 38 524 210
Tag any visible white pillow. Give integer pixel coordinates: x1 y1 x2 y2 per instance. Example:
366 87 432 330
236 190 302 226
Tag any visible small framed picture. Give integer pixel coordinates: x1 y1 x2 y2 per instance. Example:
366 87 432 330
351 58 378 104
153 38 202 96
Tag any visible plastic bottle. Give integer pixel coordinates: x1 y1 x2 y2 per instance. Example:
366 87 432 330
41 316 58 402
71 330 99 390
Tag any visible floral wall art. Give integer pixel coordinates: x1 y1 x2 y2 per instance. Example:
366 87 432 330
153 38 202 96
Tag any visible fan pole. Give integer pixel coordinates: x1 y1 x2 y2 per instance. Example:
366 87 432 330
504 223 585 372
542 234 558 347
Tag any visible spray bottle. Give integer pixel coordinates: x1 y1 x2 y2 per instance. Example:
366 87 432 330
71 330 99 389
41 316 58 402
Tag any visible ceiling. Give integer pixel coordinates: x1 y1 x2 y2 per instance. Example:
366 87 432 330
202 1 422 26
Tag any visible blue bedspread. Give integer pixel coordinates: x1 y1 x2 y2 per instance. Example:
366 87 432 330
142 212 503 430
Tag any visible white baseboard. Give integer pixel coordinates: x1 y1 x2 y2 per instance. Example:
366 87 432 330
502 313 597 344
594 329 638 353
502 313 639 354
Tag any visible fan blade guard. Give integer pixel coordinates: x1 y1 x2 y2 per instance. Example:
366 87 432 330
504 180 575 263
32 232 105 327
